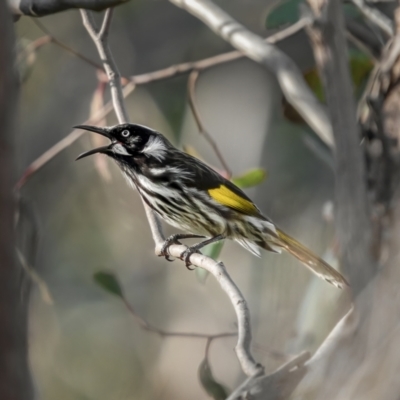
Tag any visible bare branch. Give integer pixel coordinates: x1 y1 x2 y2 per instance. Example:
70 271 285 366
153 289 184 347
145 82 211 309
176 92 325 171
170 0 334 148
160 244 263 377
187 70 232 177
81 9 128 123
32 19 107 72
14 78 136 189
350 0 394 37
305 0 375 294
130 16 309 85
98 7 113 39
9 0 128 17
227 351 310 400
122 297 236 340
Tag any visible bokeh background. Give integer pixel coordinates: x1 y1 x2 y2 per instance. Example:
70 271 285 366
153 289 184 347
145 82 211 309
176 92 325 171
15 1 353 398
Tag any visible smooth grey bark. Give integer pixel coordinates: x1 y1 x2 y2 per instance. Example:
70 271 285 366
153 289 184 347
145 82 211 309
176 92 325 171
306 0 376 295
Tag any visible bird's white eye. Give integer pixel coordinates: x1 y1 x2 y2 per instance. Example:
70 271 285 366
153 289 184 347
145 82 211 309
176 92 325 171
121 130 130 138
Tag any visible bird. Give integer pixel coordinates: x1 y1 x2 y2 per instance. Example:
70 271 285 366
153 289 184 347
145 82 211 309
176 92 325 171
75 123 348 289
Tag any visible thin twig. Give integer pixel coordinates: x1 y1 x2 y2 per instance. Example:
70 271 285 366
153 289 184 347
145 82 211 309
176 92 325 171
345 30 377 61
14 80 136 190
34 15 306 85
350 0 394 37
16 19 306 189
123 298 236 340
33 19 105 72
99 8 114 38
187 70 232 177
81 9 128 123
131 16 309 85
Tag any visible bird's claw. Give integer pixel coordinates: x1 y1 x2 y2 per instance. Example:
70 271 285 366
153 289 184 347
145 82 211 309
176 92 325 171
160 237 182 262
180 248 199 270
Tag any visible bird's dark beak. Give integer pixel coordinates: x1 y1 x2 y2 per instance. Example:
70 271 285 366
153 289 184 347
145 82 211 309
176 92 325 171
74 125 113 161
74 124 112 140
76 145 111 160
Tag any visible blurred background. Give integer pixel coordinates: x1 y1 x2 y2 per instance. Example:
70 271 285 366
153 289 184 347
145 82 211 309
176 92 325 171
14 1 355 398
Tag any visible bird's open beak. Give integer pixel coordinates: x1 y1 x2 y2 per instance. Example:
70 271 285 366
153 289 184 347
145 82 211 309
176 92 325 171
76 145 111 160
74 125 114 160
74 124 112 139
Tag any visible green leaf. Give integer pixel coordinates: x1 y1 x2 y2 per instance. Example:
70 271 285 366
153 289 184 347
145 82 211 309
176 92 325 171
198 358 229 400
231 168 267 188
93 272 124 298
195 241 225 284
265 0 303 29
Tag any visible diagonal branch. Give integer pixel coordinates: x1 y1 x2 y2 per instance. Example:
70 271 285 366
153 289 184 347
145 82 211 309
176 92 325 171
170 0 334 148
350 0 394 37
81 7 263 378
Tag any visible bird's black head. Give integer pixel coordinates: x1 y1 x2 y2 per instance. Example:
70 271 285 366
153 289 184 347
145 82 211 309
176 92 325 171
75 123 169 162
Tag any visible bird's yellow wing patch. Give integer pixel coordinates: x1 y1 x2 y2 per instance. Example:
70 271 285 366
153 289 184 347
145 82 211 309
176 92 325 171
208 185 259 215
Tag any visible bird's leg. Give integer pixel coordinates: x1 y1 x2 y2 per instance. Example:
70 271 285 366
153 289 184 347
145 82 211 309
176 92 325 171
160 234 206 262
180 234 225 269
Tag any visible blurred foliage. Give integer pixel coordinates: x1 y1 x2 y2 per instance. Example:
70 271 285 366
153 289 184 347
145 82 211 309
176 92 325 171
198 358 229 400
93 272 124 298
266 0 362 29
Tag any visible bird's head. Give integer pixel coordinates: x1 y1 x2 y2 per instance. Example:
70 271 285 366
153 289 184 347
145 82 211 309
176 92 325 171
75 123 169 162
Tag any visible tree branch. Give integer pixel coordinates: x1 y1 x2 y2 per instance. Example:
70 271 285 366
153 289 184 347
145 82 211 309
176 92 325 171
81 9 128 124
122 297 236 340
350 0 394 37
9 0 128 16
305 0 375 294
169 0 334 148
227 351 310 400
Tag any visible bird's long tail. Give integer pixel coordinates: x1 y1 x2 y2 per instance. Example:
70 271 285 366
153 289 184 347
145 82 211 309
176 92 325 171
267 228 349 289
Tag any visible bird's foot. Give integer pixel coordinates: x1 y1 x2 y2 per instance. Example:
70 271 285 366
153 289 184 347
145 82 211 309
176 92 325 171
180 247 201 270
160 234 206 263
160 235 182 262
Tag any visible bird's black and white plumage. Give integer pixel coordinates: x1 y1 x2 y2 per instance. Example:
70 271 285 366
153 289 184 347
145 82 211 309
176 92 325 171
76 123 348 289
